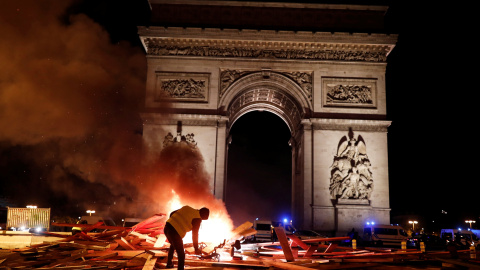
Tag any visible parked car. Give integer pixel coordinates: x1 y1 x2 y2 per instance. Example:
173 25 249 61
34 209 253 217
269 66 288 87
123 218 144 227
408 234 446 250
440 229 479 250
363 224 408 247
253 220 273 242
72 216 116 235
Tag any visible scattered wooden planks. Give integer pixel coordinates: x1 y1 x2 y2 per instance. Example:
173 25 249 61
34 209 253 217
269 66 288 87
4 218 480 270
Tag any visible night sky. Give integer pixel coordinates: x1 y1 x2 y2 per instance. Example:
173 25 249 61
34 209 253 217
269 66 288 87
0 1 475 231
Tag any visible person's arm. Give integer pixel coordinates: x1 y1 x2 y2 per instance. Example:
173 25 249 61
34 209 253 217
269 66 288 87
192 218 202 255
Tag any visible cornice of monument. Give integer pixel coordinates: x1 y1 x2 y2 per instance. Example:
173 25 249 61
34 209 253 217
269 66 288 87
141 112 229 126
138 26 397 45
302 118 391 132
149 0 389 12
138 27 397 62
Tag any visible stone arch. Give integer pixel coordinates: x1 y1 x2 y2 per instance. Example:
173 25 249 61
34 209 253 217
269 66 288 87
219 71 311 134
220 71 311 226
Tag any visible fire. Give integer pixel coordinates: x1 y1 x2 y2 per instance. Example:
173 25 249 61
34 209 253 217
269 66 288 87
166 190 183 213
166 190 234 245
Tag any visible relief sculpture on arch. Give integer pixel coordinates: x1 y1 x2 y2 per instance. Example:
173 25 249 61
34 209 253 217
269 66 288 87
329 130 373 201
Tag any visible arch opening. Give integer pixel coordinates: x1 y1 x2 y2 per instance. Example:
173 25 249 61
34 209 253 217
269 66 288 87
221 71 310 228
225 111 292 228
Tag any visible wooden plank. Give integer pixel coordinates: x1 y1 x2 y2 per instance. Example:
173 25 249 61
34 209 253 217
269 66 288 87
128 258 151 267
238 228 257 238
83 222 105 233
86 260 127 267
142 254 158 270
52 222 130 231
301 236 351 243
154 234 166 247
37 265 100 270
45 249 88 267
262 259 321 270
29 236 78 248
146 250 168 257
286 234 309 250
108 241 119 250
83 250 145 258
131 231 157 242
231 221 254 239
85 251 118 260
308 250 371 257
231 221 253 234
304 245 318 257
92 229 128 240
274 227 295 262
183 259 268 269
133 214 166 231
200 242 217 254
114 237 137 250
316 250 422 259
38 231 78 238
363 246 392 253
342 257 394 263
428 257 480 269
59 242 108 251
74 232 97 241
324 242 339 253
73 240 110 247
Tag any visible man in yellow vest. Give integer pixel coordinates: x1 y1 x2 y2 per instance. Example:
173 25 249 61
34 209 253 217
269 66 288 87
72 219 87 235
164 205 210 269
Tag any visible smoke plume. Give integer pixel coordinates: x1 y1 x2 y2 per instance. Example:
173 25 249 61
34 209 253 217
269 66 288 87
0 0 230 228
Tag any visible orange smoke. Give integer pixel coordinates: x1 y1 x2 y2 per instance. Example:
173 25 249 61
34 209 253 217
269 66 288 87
0 0 233 229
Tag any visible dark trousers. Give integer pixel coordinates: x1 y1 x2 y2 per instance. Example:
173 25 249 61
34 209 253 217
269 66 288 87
164 222 185 270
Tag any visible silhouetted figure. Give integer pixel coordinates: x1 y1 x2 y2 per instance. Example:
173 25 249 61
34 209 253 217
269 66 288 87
164 206 210 270
447 241 459 259
348 228 358 240
71 219 87 235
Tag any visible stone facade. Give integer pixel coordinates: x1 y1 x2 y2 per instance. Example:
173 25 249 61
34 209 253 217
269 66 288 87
138 8 397 234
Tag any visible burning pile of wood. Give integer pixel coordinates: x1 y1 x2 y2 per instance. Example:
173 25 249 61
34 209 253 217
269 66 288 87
1 214 480 270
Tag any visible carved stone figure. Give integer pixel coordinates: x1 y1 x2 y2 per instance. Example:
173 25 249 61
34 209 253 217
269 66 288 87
330 130 373 200
163 131 197 149
163 132 174 148
326 84 373 104
219 69 312 101
159 79 206 99
185 133 197 147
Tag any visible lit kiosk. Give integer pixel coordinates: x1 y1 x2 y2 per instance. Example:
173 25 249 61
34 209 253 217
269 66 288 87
138 0 397 236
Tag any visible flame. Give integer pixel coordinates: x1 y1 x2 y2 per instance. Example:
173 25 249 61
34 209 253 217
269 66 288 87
167 190 183 212
166 190 234 245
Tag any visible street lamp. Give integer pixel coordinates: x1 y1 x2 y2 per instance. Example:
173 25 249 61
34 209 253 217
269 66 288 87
409 220 418 231
86 210 95 216
466 220 476 228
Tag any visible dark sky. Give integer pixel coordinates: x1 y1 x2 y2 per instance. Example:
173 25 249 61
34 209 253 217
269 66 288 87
383 4 475 227
384 4 477 230
0 1 476 231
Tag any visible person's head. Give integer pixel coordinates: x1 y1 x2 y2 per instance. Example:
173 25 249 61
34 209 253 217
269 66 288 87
199 207 210 220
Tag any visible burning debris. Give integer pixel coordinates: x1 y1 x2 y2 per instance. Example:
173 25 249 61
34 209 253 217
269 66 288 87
2 215 480 270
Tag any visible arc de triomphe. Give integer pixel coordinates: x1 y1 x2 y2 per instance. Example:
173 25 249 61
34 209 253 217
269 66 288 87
137 1 397 235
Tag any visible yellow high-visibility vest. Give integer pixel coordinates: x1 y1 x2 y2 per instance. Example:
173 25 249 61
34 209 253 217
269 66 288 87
167 206 201 238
